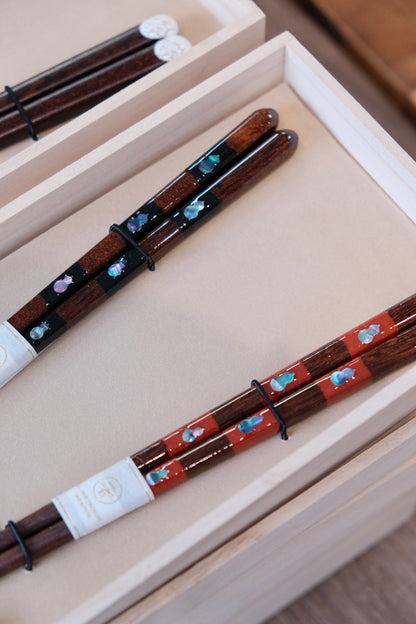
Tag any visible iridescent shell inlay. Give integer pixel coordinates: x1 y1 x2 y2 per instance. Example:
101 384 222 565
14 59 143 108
183 200 205 220
270 372 295 392
182 427 204 443
238 414 264 434
198 154 220 174
29 321 50 341
53 274 73 294
127 213 149 234
358 324 381 344
108 258 126 278
146 468 170 486
330 367 355 386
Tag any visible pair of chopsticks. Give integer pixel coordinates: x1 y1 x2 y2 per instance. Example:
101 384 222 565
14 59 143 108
1 108 297 387
1 291 415 576
0 14 189 143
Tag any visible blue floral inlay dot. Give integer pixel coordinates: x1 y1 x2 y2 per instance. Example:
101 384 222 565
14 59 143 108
238 414 264 434
358 324 380 344
270 372 295 392
146 468 170 486
127 213 149 234
108 258 126 278
330 367 356 386
184 200 205 220
198 153 220 174
29 321 50 341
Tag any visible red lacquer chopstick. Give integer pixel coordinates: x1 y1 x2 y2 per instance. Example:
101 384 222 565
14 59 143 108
1 292 414 551
0 35 190 143
88 291 416 473
0 14 178 117
1 322 415 576
8 108 279 334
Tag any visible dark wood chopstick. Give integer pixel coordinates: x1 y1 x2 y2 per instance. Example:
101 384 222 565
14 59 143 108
8 108 279 334
0 41 180 143
1 321 415 576
0 15 178 117
16 130 297 355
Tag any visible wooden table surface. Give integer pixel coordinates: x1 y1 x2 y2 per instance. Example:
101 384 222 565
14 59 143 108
255 1 416 622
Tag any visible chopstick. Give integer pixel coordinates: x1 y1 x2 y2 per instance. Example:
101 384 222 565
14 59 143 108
1 321 415 576
0 15 179 118
0 128 298 388
0 35 191 143
8 108 279 334
92 291 416 474
1 289 414 552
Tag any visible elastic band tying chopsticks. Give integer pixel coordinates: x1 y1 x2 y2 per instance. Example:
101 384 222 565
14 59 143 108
4 86 38 141
6 521 33 571
251 379 288 439
109 224 155 271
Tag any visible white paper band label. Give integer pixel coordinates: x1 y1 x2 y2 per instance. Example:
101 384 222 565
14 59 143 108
52 457 154 540
153 35 192 62
139 14 178 39
0 321 37 388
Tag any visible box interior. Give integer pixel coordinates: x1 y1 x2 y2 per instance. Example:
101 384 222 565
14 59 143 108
0 41 416 624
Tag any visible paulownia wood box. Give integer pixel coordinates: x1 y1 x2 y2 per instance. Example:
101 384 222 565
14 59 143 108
0 32 415 624
0 0 265 250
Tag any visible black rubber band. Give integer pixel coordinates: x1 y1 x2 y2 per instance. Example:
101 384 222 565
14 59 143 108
251 379 288 440
4 86 38 141
6 521 33 571
109 224 155 271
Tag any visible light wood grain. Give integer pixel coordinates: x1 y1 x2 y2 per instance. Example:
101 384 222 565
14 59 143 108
268 512 416 624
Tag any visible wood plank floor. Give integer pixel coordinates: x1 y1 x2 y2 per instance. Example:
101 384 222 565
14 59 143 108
255 1 416 621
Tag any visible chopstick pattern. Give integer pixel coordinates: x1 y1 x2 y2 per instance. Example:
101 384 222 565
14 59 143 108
143 322 416 496
129 292 416 471
17 130 297 354
1 320 415 576
8 108 279 333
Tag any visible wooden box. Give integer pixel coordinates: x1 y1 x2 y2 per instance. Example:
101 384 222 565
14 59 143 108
111 414 416 624
0 32 415 623
0 0 265 241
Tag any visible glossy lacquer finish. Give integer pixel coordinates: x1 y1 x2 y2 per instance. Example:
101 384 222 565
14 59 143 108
1 312 416 576
12 130 296 354
130 292 416 471
144 324 416 496
0 126 297 575
8 109 279 333
0 22 161 117
0 46 165 142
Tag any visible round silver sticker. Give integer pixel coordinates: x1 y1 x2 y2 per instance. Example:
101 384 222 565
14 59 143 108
154 35 192 62
138 14 178 40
